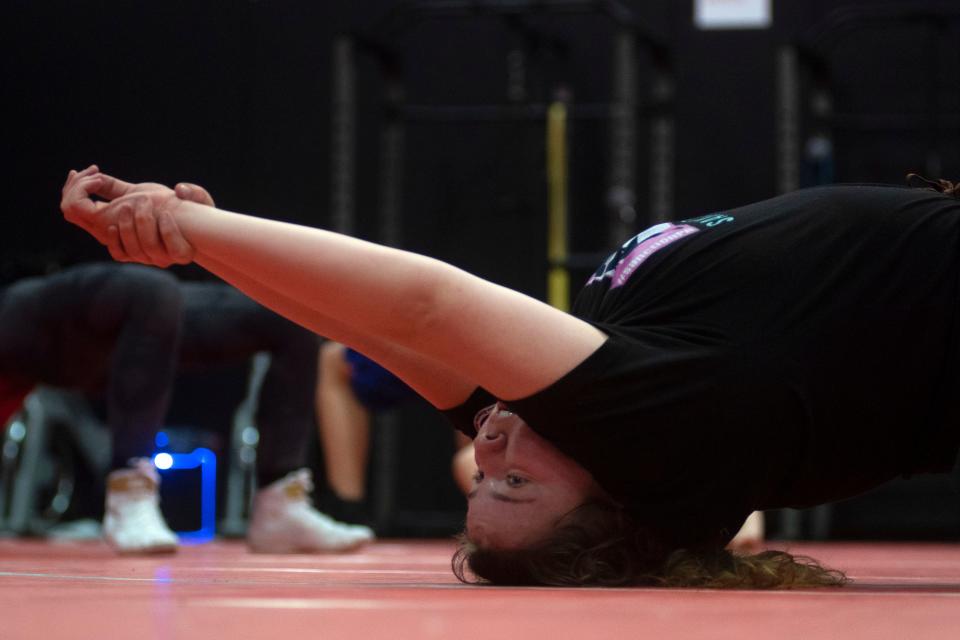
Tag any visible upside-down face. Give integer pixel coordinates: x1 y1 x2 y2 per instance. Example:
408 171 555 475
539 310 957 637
466 405 599 549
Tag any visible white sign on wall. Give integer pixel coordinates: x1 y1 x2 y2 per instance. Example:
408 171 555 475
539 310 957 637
694 0 772 30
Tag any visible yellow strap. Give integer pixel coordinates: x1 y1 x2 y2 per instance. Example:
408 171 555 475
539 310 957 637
546 101 570 311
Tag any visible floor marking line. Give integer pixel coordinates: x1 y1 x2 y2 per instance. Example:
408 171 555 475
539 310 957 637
0 571 166 583
188 598 458 611
197 567 451 575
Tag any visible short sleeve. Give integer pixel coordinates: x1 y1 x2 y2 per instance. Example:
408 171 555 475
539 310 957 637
440 387 496 438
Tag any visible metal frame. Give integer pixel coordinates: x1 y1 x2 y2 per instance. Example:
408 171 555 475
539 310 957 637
777 3 960 194
330 0 676 261
774 3 960 540
0 357 272 539
219 352 271 536
0 388 111 535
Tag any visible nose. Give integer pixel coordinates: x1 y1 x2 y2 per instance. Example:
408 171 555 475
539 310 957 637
474 422 507 470
475 426 506 451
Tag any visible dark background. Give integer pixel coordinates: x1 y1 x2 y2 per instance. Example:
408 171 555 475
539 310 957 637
4 0 959 538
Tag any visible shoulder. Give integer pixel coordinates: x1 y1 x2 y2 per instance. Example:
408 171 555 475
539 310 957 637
505 332 736 436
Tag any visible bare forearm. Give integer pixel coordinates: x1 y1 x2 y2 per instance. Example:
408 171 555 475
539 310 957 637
62 167 606 402
177 202 452 344
171 200 605 400
186 215 478 408
81 183 606 401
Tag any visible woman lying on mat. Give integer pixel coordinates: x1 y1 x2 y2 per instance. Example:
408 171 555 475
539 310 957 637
61 166 960 588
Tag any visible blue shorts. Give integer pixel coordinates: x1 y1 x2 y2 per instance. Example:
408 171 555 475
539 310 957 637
345 348 418 411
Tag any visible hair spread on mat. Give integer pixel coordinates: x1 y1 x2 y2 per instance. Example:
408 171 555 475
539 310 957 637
452 501 848 589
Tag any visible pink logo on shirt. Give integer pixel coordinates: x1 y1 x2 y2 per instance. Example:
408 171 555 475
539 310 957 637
610 224 699 288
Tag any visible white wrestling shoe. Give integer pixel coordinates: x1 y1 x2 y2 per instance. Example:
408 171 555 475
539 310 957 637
102 458 178 555
247 469 375 553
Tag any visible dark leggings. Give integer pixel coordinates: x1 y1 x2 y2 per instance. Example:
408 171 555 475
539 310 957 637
0 263 316 480
0 263 182 466
178 281 318 481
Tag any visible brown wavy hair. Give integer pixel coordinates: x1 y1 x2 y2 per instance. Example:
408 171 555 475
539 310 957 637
452 501 847 589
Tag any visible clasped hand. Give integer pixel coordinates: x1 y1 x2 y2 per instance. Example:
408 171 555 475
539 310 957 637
60 165 213 267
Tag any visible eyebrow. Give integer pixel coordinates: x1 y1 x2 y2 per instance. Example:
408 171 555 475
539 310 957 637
466 489 535 504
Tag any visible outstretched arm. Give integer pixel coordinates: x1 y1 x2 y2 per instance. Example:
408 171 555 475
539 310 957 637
65 170 478 408
196 250 478 409
61 169 607 402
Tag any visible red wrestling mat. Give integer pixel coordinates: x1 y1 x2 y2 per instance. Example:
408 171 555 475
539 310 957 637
1 538 958 640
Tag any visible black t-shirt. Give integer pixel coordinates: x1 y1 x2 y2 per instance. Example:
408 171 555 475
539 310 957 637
446 185 960 545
